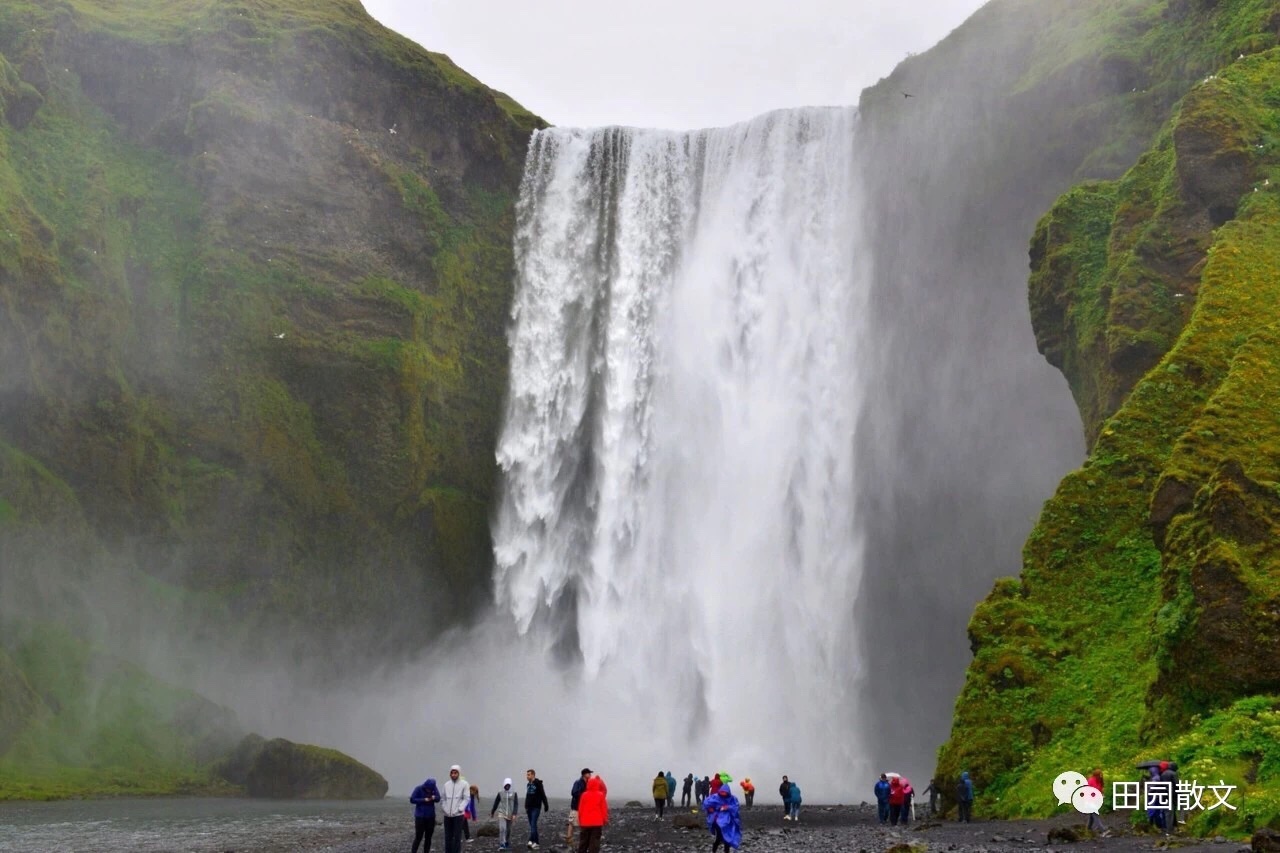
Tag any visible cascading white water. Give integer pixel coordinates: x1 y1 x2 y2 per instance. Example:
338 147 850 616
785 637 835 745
493 107 871 788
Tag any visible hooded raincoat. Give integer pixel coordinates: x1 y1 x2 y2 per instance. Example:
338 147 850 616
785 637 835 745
703 786 742 849
411 778 442 820
579 776 609 827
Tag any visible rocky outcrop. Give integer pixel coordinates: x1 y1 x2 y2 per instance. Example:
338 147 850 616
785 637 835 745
242 737 388 799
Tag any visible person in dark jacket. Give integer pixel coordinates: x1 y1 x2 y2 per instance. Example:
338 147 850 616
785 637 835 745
566 768 591 848
682 774 694 807
779 776 792 818
874 774 891 823
956 772 974 823
410 777 442 853
525 769 550 849
577 775 608 853
1159 761 1179 830
922 778 940 815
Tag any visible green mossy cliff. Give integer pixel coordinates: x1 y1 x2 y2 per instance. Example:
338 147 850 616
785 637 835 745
938 0 1280 837
0 0 540 653
0 0 541 796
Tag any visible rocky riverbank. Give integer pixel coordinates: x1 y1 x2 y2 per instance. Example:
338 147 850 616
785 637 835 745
243 802 1267 853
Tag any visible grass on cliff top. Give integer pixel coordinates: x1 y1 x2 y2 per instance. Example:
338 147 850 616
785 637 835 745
0 0 543 129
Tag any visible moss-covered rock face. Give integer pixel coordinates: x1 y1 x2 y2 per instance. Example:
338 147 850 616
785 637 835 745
0 626 244 799
0 0 541 799
939 2 1280 836
0 0 541 659
242 737 388 800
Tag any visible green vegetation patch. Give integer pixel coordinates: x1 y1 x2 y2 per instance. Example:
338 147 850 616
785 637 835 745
939 42 1280 839
0 626 240 800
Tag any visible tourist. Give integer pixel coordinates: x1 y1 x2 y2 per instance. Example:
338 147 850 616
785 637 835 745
665 771 677 808
1146 767 1166 831
577 775 609 853
740 777 754 808
888 776 904 825
441 765 470 853
956 772 974 823
1086 768 1108 836
525 769 550 850
704 782 742 852
902 777 914 824
410 776 442 853
566 768 590 848
779 775 792 818
875 774 891 824
922 778 940 816
1159 761 1179 829
787 778 802 822
700 776 712 804
490 778 519 851
465 784 478 842
682 773 694 807
653 771 669 817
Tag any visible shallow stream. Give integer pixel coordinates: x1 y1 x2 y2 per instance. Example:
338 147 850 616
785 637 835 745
0 796 405 852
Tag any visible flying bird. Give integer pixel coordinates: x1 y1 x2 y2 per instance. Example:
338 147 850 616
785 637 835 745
902 92 915 98
274 332 286 339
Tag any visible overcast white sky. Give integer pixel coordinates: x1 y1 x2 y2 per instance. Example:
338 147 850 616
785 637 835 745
362 0 987 130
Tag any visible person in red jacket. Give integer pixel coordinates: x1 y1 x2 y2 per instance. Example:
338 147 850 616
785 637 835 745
576 775 608 853
1086 769 1109 836
888 777 905 826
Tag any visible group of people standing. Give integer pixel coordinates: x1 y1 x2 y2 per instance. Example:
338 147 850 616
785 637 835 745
872 772 974 825
655 772 757 815
410 766 555 853
411 766 744 853
778 775 803 821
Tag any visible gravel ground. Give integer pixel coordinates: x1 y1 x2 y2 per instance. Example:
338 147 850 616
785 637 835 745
255 802 1255 853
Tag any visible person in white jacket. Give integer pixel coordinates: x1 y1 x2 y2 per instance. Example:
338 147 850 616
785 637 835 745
441 765 471 853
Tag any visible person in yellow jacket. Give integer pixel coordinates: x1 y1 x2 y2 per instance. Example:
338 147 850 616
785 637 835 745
739 778 755 808
653 772 670 818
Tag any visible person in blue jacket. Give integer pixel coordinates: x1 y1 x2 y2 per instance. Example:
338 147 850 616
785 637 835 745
410 777 442 853
956 771 975 823
787 780 802 822
704 782 742 852
665 771 677 808
874 774 891 824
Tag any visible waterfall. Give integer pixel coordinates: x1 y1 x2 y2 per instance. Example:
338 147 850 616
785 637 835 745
493 108 869 785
